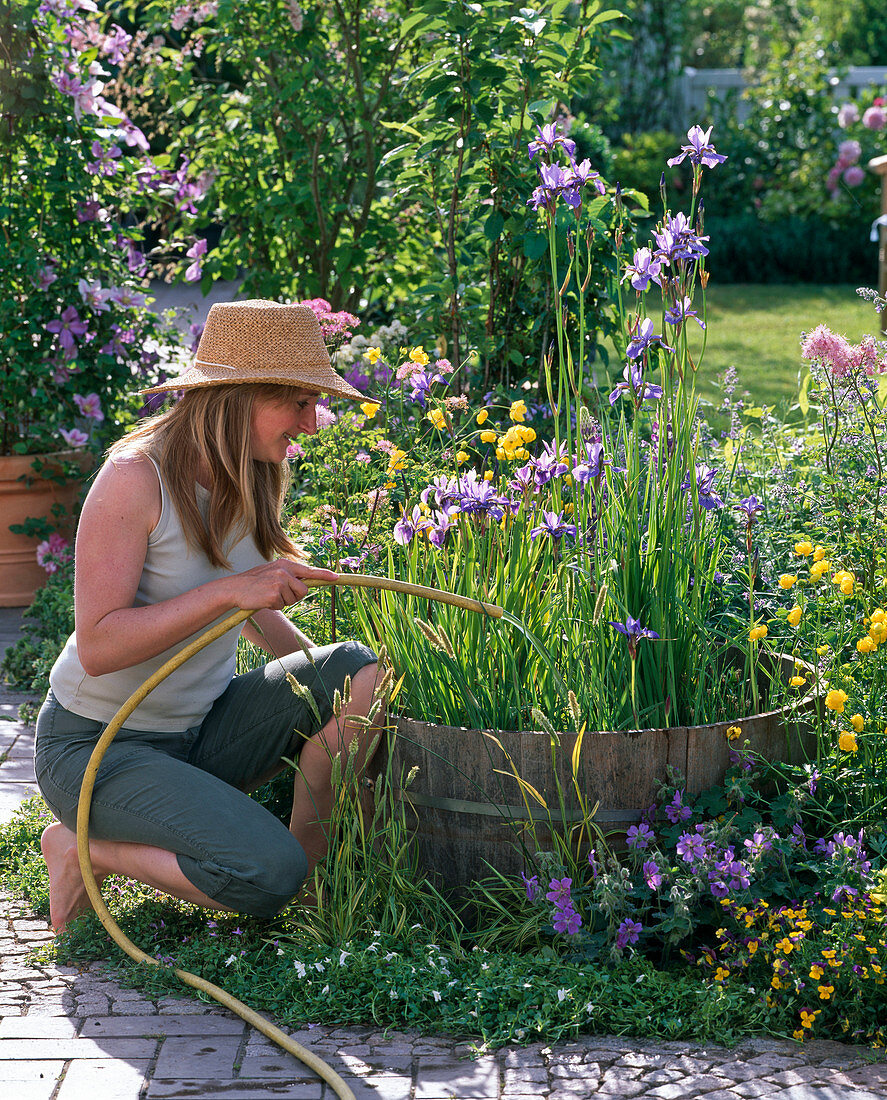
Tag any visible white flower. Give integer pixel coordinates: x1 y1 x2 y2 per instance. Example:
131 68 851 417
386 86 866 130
585 1003 594 1015
294 961 307 978
313 962 325 972
224 954 237 967
432 990 442 1002
321 984 330 996
557 988 568 1002
338 950 351 966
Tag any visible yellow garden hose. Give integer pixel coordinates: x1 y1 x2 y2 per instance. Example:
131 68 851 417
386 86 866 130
75 574 502 1100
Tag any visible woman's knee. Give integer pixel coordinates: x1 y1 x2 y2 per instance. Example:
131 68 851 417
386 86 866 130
184 831 308 919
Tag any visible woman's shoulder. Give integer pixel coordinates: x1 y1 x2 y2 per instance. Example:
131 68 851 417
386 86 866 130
86 447 163 528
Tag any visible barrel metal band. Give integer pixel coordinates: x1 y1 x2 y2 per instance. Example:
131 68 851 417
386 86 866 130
401 790 644 824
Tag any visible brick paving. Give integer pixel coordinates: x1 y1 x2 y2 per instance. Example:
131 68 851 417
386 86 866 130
3 607 887 1099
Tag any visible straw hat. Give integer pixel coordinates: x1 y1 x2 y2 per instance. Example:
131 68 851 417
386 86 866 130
142 300 363 400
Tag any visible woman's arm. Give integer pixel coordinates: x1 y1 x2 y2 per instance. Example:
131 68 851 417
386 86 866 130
74 453 335 676
241 609 316 657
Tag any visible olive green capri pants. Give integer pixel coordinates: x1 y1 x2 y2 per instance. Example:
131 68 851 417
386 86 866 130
35 640 378 919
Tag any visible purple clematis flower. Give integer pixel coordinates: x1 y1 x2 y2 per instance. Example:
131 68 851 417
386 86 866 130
184 237 208 283
609 362 664 407
529 510 577 541
667 125 727 170
621 247 663 293
46 306 89 358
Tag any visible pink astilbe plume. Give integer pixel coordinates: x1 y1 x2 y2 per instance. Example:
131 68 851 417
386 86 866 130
801 325 853 378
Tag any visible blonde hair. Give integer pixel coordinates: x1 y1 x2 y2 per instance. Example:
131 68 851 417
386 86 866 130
109 385 301 568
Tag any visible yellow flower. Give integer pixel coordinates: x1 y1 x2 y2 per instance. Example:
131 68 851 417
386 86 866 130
509 399 528 423
771 974 782 989
809 560 832 580
839 731 858 753
366 347 382 364
809 965 824 980
871 608 886 624
794 541 814 556
816 644 830 656
427 408 446 430
387 448 406 472
483 470 493 482
788 606 802 627
818 984 834 1000
748 939 759 955
409 345 430 366
790 675 806 687
726 725 742 742
456 450 469 464
869 622 886 642
519 426 536 443
793 1029 806 1041
841 578 855 596
749 625 768 642
779 574 797 589
825 689 848 713
360 401 380 419
776 936 795 955
714 967 730 982
813 546 827 561
476 409 489 425
495 447 506 461
479 430 497 444
857 636 877 654
850 713 865 732
800 1009 820 1029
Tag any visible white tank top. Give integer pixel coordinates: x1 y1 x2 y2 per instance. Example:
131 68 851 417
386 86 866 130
49 454 267 732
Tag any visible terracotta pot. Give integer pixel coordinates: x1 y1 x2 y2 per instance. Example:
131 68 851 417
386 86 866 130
0 451 93 607
388 654 819 894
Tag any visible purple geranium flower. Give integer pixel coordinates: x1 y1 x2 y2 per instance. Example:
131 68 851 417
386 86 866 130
553 903 582 936
664 790 692 824
626 823 655 850
643 859 662 890
545 877 573 905
676 831 706 863
615 917 642 949
521 872 539 901
667 125 727 170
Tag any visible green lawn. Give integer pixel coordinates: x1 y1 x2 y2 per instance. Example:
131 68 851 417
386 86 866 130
601 284 879 412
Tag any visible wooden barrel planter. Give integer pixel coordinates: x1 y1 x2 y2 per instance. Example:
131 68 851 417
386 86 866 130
387 654 818 895
0 452 91 607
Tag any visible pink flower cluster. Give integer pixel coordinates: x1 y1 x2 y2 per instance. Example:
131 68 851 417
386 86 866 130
827 139 865 197
36 533 72 574
801 324 887 379
296 298 360 348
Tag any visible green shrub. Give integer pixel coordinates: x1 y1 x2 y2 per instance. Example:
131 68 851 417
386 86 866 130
1 568 74 703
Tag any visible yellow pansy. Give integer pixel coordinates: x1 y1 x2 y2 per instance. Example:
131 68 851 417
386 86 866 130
779 574 797 589
818 984 834 1000
714 967 730 982
360 401 380 419
788 606 802 627
809 965 824 980
794 541 814 556
839 731 858 753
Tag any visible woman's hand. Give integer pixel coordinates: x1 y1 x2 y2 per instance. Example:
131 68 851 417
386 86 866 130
227 560 339 612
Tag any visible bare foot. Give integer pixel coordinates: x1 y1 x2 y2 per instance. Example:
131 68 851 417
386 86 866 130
40 822 104 934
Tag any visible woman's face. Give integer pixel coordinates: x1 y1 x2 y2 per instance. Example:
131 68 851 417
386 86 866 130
250 389 319 463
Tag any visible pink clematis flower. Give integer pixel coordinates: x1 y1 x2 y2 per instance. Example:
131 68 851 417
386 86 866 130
60 427 90 448
46 307 89 358
73 392 104 420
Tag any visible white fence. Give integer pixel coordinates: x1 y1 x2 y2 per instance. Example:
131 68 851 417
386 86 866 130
677 66 887 127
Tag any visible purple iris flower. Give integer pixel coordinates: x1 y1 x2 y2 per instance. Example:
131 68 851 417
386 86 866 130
529 510 577 541
527 122 577 162
667 125 727 170
521 872 539 901
643 859 662 890
608 616 659 661
393 505 426 546
508 463 538 495
566 157 606 197
653 213 710 266
532 440 570 487
46 306 89 358
681 465 724 511
609 363 664 407
621 247 663 293
421 475 457 510
736 496 764 525
625 317 674 360
539 162 581 209
664 296 705 330
318 518 354 546
572 440 605 484
615 917 642 949
626 823 655 850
